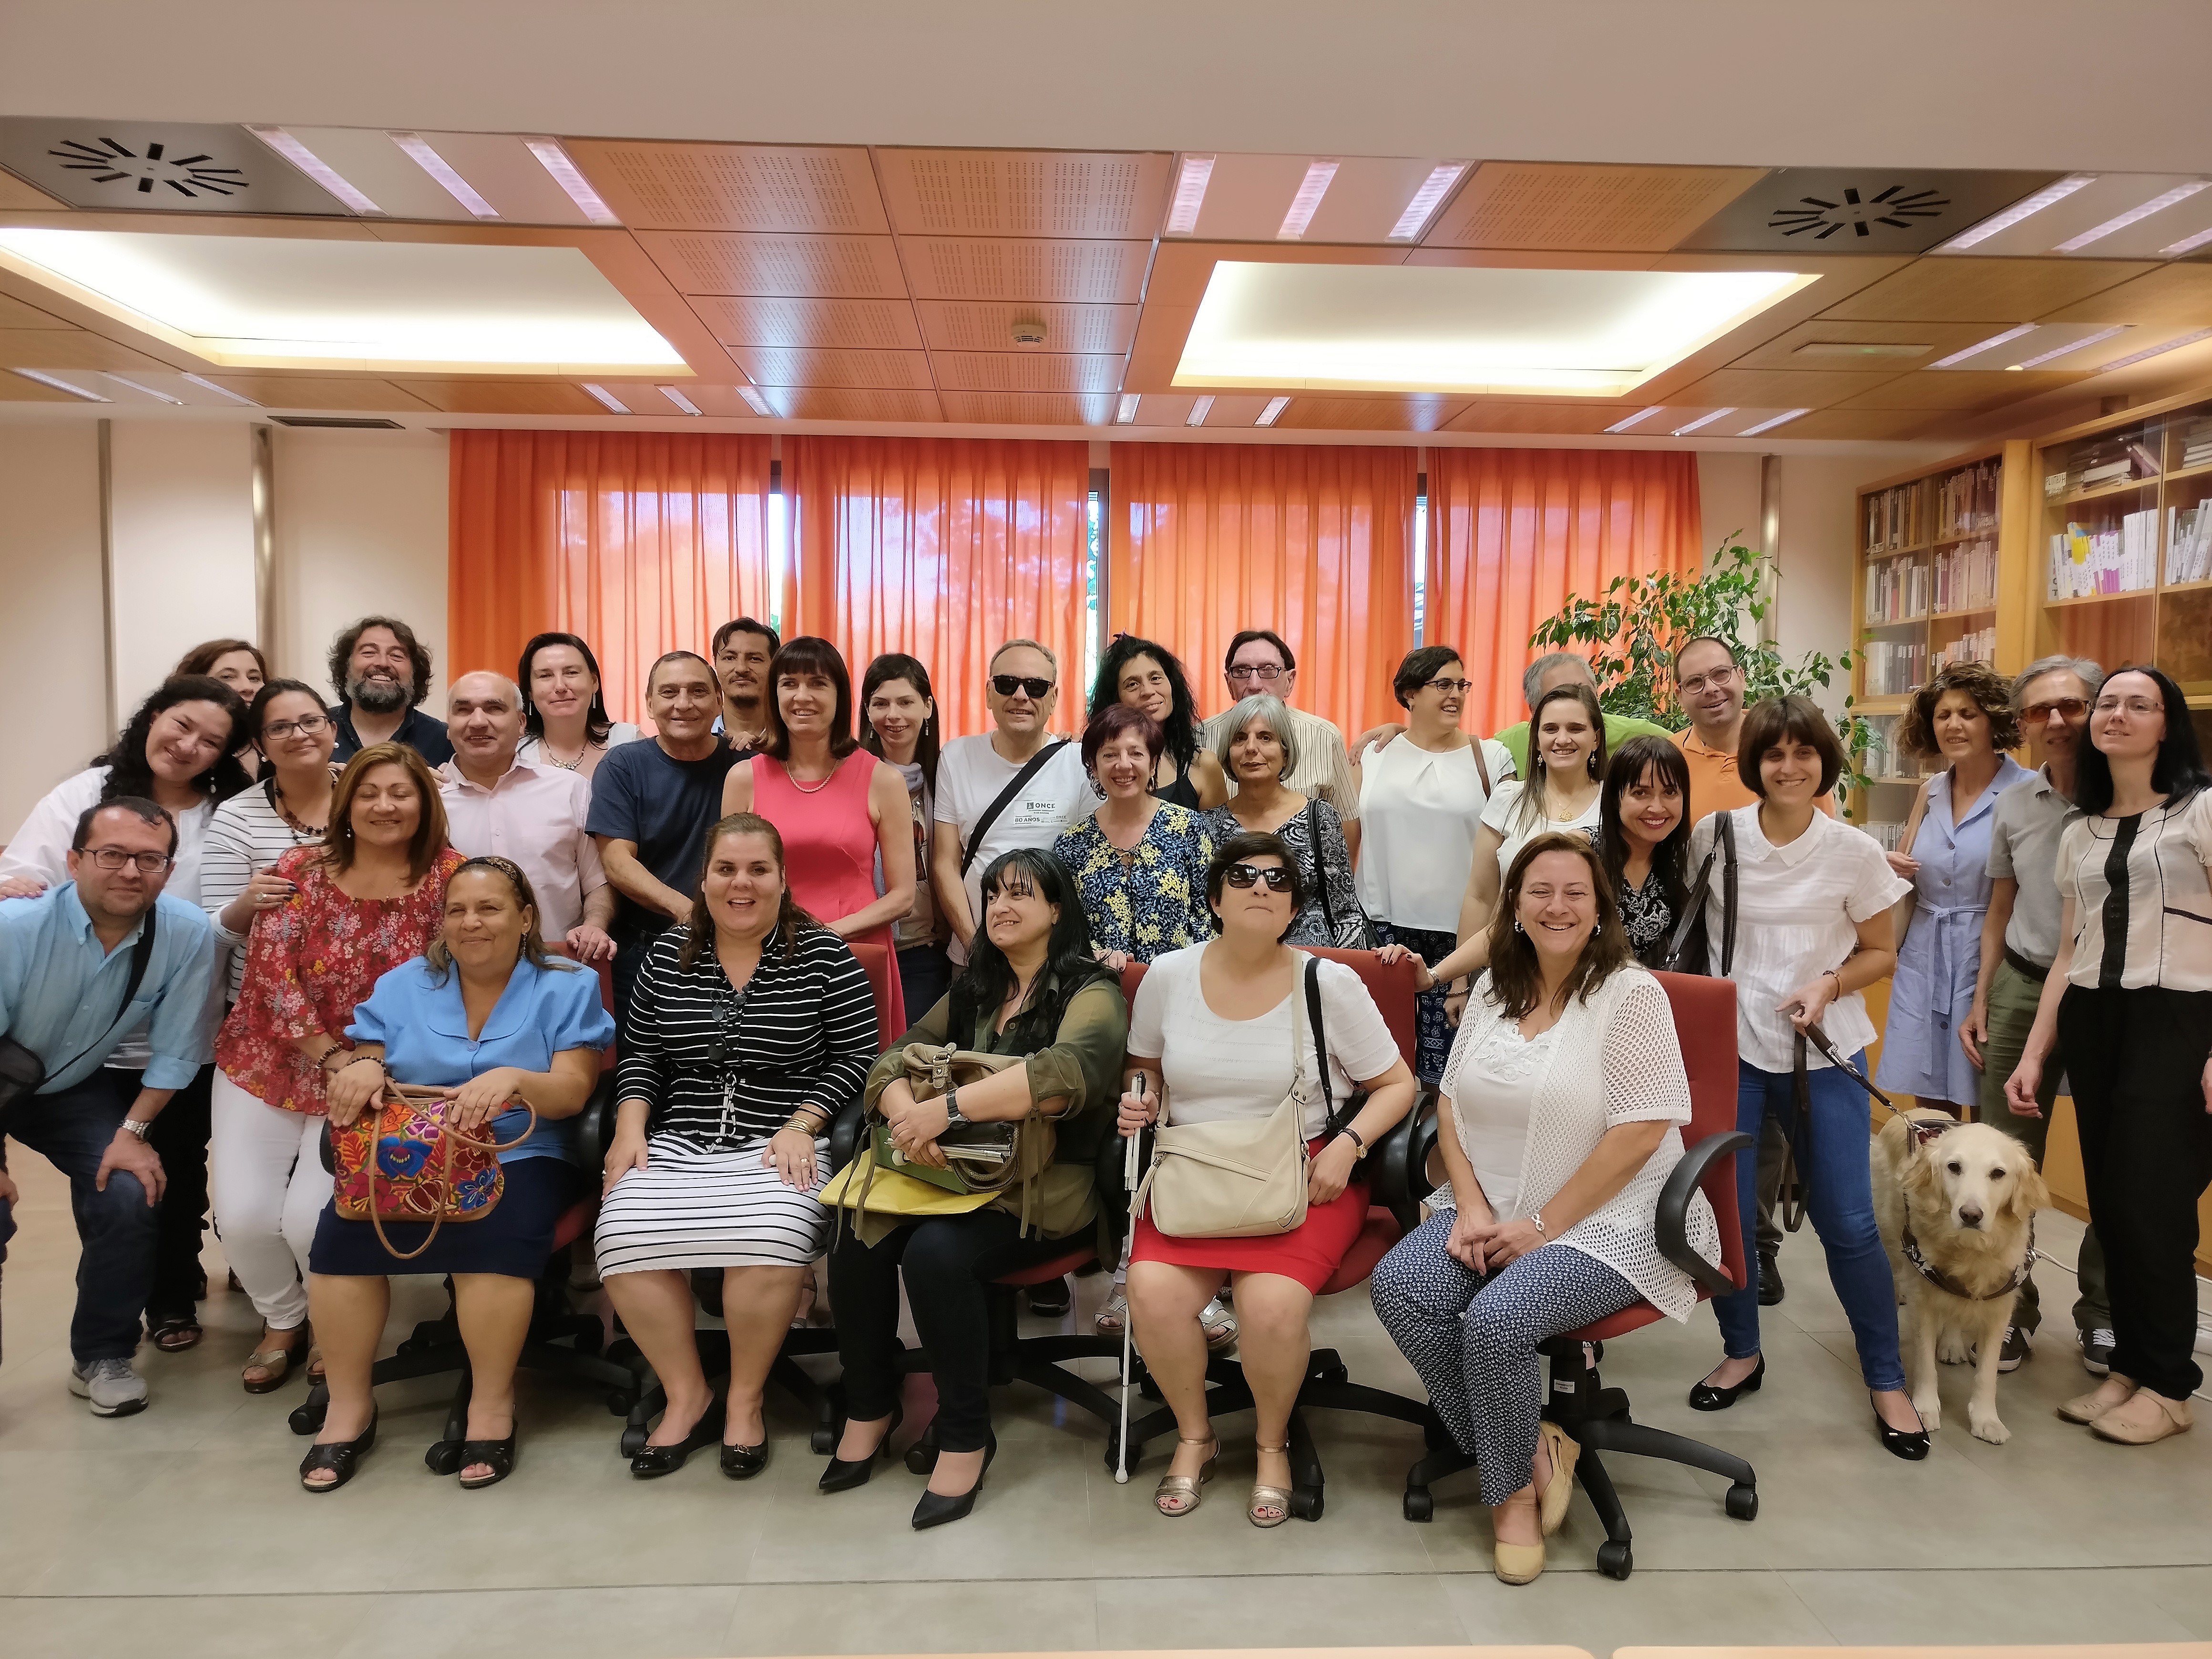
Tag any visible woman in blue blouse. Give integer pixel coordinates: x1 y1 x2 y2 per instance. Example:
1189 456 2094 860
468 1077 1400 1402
1052 703 1216 972
299 856 614 1494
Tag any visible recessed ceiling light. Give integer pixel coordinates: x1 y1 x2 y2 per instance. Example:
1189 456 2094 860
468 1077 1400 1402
2011 325 2129 369
11 367 108 401
1256 396 1291 426
244 126 382 215
2054 180 2211 252
1604 406 1667 433
1389 164 1467 241
388 132 500 219
2090 326 2212 374
180 372 258 405
2159 224 2212 257
102 373 184 404
737 385 771 415
1186 395 1215 426
1792 340 1930 358
581 382 630 414
1116 393 1140 423
1165 156 1214 236
1936 174 2096 250
1671 407 1737 436
523 138 620 225
1278 161 1340 240
658 385 702 414
1736 407 1812 436
1929 324 2037 368
1175 263 1813 396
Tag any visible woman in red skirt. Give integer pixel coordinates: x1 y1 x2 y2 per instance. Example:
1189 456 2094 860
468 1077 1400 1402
1120 830 1416 1525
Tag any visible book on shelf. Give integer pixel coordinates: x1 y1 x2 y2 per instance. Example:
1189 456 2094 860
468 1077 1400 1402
2170 501 2212 585
2048 511 2158 599
1931 625 1997 675
1862 637 1928 696
1933 536 1998 612
1864 556 1932 623
1936 459 2001 540
1864 479 1929 553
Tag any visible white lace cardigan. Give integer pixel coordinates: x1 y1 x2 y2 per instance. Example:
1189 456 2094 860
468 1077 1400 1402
1434 964 1720 1320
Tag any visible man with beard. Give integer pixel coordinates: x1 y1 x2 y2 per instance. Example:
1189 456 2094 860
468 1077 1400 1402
711 616 779 752
325 615 452 766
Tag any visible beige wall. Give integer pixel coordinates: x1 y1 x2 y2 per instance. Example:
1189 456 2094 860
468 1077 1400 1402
0 424 107 833
1695 452 1762 571
108 422 259 717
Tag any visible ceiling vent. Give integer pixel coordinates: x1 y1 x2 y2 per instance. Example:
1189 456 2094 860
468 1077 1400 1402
269 415 406 429
0 119 349 215
1676 168 2063 255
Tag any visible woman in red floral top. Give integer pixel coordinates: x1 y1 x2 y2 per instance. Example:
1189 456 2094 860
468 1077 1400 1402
212 743 460 1393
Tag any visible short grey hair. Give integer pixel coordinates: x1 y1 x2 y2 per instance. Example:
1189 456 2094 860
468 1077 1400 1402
449 670 524 710
989 637 1058 675
1522 651 1594 711
2012 655 2102 707
1211 693 1299 779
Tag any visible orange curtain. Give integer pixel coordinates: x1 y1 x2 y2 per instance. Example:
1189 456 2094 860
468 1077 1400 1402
1424 449 1703 740
449 430 773 727
1108 442 1415 739
785 436 1091 739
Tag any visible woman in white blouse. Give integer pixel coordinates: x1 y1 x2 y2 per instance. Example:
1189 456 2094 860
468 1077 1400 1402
2007 666 2212 1445
1683 697 1925 1457
1372 831 1717 1586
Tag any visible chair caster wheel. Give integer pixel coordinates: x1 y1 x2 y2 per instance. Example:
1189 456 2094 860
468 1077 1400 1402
1597 1540 1633 1580
287 1401 325 1436
903 1438 941 1476
1315 1362 1349 1387
425 1440 462 1476
1103 1430 1143 1474
1725 1482 1758 1521
810 1425 838 1456
606 1389 637 1415
619 1425 648 1458
1288 1488 1322 1522
1403 1488 1433 1523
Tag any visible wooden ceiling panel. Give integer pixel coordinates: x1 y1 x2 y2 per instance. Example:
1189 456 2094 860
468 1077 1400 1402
938 391 1113 426
1669 367 1908 408
2037 262 2212 328
0 170 66 210
731 347 934 389
899 238 1149 303
686 297 924 350
877 150 1170 238
1421 162 1765 252
1818 257 2154 323
1442 401 1639 435
1722 318 2005 372
199 377 436 411
563 142 888 233
931 353 1125 394
0 291 73 329
401 380 608 416
771 388 943 422
637 233 908 298
1763 407 1946 440
1272 395 1463 431
0 328 174 372
916 301 1137 355
1 369 87 401
1833 368 2091 410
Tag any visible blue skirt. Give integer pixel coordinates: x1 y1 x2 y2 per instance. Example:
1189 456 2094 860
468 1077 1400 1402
309 1157 582 1279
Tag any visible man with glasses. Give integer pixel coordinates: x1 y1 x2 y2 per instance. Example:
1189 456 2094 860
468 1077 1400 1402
1669 636 1836 817
0 800 218 1416
1202 630 1361 827
1960 655 2110 1374
710 616 780 752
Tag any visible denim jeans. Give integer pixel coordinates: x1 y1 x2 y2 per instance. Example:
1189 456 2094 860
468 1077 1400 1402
1711 1050 1905 1392
0 1068 160 1364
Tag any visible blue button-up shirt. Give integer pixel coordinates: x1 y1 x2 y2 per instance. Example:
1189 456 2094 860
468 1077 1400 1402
0 884 219 1094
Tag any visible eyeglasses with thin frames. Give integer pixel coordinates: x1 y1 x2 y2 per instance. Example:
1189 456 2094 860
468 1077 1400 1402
262 714 332 741
2093 696 2164 717
76 847 174 874
1222 862 1294 892
1678 666 1740 697
991 674 1054 699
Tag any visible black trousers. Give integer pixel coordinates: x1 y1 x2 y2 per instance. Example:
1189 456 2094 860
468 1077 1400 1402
2058 984 2212 1402
139 1062 215 1323
827 1209 1066 1453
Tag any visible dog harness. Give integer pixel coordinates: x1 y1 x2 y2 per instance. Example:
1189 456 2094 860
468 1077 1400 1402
1898 1115 2040 1302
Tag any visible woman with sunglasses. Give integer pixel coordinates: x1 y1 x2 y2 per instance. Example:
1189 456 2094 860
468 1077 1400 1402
1051 704 1217 975
1119 832 1415 1525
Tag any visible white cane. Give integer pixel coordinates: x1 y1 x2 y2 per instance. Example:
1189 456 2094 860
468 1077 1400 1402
1115 1074 1147 1484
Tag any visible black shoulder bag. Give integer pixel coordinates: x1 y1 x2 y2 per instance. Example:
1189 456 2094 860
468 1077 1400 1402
959 739 1072 878
0 902 160 1112
1660 809 1738 976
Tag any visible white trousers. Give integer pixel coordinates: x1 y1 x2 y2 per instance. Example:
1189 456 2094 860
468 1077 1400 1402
210 1069 332 1330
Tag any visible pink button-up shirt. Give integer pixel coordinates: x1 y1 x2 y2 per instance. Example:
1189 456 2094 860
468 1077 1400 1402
436 758 606 939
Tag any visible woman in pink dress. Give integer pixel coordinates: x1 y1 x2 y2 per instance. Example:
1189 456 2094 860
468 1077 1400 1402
723 636 913 1041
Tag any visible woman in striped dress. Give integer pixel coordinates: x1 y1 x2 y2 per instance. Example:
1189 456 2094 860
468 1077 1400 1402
594 812 881 1480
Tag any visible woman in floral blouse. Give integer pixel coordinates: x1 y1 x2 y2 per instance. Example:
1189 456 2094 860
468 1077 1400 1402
211 743 461 1394
1598 736 1693 969
1052 704 1216 973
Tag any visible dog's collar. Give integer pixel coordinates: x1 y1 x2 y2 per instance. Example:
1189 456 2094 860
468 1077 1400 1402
1900 1217 2038 1302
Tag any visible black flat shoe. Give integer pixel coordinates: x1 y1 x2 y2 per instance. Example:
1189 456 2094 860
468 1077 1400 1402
1025 1277 1072 1318
720 1440 769 1480
1873 1393 1931 1461
299 1412 378 1493
458 1431 518 1489
1757 1247 1785 1307
819 1404 903 1494
911 1432 996 1530
629 1413 719 1479
1689 1356 1765 1412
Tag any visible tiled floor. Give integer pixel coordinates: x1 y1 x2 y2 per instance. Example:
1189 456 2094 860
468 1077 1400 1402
2 1153 2209 1658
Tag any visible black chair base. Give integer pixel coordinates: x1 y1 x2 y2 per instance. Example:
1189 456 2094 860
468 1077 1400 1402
1400 1341 1757 1578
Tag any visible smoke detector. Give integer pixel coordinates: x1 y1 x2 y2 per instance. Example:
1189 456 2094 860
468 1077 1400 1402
1010 317 1048 349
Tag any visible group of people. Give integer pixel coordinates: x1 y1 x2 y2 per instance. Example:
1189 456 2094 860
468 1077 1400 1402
0 606 2205 1576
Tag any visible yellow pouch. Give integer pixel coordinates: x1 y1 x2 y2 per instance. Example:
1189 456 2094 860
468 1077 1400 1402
819 1155 996 1219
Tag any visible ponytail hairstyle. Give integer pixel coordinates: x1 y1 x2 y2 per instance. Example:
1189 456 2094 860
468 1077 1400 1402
678 812 822 969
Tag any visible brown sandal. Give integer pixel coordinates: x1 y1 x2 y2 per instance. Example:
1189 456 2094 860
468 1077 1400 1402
242 1324 311 1394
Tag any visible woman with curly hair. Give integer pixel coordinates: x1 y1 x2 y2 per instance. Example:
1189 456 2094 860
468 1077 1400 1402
1874 660 2030 1118
1088 634 1228 811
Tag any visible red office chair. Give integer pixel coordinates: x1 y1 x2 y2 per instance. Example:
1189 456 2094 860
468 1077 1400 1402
1400 970 1757 1578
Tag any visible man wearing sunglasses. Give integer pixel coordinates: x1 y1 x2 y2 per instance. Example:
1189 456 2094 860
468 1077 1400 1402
1960 654 2111 1375
931 639 1095 969
0 800 218 1417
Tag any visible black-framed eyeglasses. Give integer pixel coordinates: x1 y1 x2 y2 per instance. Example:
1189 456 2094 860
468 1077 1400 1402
991 674 1054 699
262 714 332 741
1423 677 1474 694
1226 664 1286 683
2021 698 2088 722
77 847 173 874
1223 862 1294 892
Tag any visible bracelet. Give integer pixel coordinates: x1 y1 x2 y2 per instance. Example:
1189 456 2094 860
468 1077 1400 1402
780 1113 826 1138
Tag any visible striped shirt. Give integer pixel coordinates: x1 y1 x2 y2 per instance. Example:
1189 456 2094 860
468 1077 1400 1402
200 777 328 1002
614 923 881 1150
2055 788 2212 992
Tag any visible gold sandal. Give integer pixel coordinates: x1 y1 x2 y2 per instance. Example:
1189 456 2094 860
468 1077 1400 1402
1154 1435 1219 1517
241 1323 311 1395
1249 1440 1293 1527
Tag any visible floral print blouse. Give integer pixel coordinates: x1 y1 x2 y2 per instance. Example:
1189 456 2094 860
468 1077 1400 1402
215 843 464 1114
1052 802 1216 964
1619 867 1675 969
1204 799 1370 949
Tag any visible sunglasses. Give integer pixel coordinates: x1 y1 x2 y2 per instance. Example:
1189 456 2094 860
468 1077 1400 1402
991 674 1054 699
2021 698 2088 722
1223 862 1294 892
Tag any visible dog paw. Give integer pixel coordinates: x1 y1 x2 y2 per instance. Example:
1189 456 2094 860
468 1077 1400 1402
1936 1337 1972 1366
1914 1396 1943 1432
1969 1410 2010 1445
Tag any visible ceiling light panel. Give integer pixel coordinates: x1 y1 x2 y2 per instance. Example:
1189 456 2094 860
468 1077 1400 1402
1934 173 2096 251
1257 395 1291 426
389 133 500 218
876 151 1172 238
2090 327 2212 373
638 233 908 298
659 384 702 414
1187 394 1217 425
1174 262 1814 395
1277 162 1339 239
273 127 481 220
526 139 620 224
581 382 630 413
900 239 1150 303
687 296 924 350
1391 164 1469 240
1604 406 1666 432
11 367 108 400
412 131 604 225
1165 157 1213 236
2054 178 2212 253
1176 155 1457 244
244 127 381 214
1928 321 2133 370
1669 407 1736 435
1421 161 1766 252
560 141 888 234
0 117 349 215
1735 407 1813 436
1116 393 1140 423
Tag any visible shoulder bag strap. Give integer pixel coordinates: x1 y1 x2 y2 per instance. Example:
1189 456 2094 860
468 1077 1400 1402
1661 840 1719 971
1305 799 1338 941
1471 739 1491 797
1304 955 1365 1139
1718 808 1739 977
961 739 1071 878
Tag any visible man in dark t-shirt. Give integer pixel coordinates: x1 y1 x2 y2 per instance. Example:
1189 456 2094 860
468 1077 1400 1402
586 651 744 1024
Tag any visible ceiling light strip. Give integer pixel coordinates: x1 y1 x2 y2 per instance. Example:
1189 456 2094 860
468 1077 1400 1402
2054 180 2211 252
1256 396 1291 427
12 368 109 401
2010 325 2129 369
658 385 702 415
1736 407 1812 437
737 386 771 416
179 373 259 406
581 382 630 414
1936 173 2097 250
1930 324 2038 368
244 126 383 215
1186 396 1215 427
524 138 621 225
1277 161 1340 239
2091 326 2212 374
388 132 501 219
1603 406 1666 434
1115 393 1140 424
1165 156 1214 236
2159 224 2212 257
1388 164 1467 241
102 374 184 405
1670 407 1737 436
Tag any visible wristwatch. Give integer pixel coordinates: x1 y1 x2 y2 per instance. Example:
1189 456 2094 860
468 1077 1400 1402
1340 1126 1368 1160
118 1117 154 1142
943 1088 969 1130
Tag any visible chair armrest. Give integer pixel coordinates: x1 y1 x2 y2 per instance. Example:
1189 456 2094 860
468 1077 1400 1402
572 1073 617 1174
1369 1089 1433 1236
829 1097 868 1170
1656 1128 1750 1298
1405 1091 1440 1206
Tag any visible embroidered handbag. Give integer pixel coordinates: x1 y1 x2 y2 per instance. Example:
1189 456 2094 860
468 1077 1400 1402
331 1083 537 1261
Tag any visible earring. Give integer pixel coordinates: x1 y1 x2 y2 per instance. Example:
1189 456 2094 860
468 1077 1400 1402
1513 919 1526 934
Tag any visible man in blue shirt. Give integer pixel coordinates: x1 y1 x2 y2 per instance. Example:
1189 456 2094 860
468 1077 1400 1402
0 799 218 1416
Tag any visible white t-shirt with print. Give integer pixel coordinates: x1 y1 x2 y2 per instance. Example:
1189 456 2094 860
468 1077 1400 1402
934 733 1097 964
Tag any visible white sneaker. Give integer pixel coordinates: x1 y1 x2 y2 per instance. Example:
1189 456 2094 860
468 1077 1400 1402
70 1357 148 1417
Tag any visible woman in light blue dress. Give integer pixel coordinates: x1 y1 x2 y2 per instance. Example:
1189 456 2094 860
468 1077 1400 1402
1874 664 2029 1115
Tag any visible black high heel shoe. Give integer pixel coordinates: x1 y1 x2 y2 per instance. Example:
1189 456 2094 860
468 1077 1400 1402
818 1404 902 1494
1872 1392 1931 1461
298 1410 378 1494
1689 1355 1765 1412
629 1412 720 1479
911 1431 996 1530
